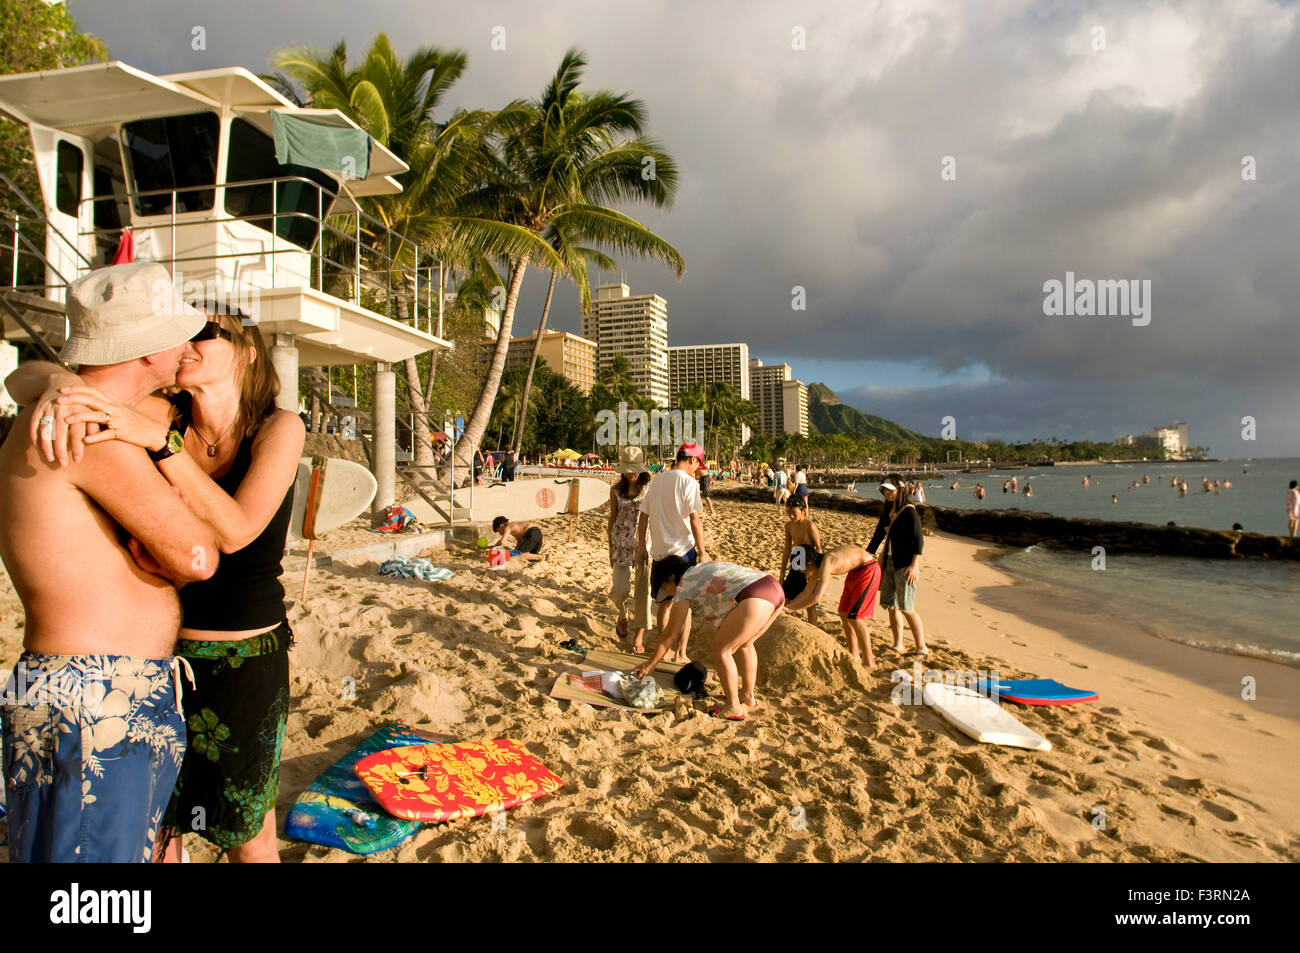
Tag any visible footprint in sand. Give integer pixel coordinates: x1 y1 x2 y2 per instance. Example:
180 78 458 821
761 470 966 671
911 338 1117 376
1009 639 1028 647
1199 800 1238 823
1158 803 1197 825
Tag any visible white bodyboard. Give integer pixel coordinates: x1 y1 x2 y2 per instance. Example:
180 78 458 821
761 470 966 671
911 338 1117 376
922 680 1052 751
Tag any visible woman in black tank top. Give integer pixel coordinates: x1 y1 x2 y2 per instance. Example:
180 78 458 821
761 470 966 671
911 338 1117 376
39 303 305 862
151 305 305 863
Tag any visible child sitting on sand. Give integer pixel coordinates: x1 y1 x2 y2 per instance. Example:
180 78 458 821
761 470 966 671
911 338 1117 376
491 516 550 562
783 544 881 670
780 497 823 623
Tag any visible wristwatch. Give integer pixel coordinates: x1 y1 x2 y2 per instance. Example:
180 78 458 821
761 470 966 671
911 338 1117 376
148 425 185 463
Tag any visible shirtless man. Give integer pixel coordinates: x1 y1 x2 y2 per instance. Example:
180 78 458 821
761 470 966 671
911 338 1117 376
779 496 822 622
0 263 219 863
783 544 881 670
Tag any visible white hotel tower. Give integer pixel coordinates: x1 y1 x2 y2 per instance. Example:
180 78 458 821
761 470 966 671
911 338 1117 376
584 283 670 407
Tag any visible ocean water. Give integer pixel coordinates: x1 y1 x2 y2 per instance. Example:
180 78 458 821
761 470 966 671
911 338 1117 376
993 544 1300 668
850 457 1300 536
845 458 1300 667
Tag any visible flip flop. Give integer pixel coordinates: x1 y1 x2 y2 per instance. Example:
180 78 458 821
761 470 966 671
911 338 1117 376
709 705 745 722
903 649 930 658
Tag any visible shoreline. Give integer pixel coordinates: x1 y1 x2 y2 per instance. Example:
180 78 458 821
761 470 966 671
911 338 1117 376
966 539 1300 723
709 484 1300 560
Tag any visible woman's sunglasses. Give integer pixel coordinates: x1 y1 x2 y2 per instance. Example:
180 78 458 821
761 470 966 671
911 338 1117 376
191 322 236 343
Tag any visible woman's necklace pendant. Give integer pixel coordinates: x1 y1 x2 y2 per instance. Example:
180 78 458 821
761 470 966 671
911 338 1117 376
206 444 218 457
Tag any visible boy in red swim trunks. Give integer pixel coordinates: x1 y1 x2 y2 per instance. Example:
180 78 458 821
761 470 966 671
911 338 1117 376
783 544 880 670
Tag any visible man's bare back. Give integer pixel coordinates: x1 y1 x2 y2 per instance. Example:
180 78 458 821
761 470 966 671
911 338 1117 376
0 399 217 657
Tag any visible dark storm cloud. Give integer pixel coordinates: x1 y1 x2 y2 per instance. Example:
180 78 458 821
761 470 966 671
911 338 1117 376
63 0 1300 454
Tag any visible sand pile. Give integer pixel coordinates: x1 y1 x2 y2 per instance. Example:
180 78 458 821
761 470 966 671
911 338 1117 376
760 614 870 693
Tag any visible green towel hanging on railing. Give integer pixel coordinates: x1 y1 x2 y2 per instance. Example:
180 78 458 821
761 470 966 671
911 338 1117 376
271 112 370 180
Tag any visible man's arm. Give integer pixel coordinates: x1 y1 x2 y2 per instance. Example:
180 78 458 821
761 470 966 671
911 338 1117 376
74 442 219 583
636 511 648 555
5 360 78 405
690 511 707 562
780 525 792 581
785 550 838 613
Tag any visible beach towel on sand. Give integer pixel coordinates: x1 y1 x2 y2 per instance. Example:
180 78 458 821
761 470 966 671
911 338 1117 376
378 558 453 581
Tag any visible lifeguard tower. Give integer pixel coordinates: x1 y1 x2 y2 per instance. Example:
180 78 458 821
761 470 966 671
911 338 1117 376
0 60 453 514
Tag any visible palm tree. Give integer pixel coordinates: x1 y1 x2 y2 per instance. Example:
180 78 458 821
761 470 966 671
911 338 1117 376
270 35 553 465
511 224 615 452
453 48 685 472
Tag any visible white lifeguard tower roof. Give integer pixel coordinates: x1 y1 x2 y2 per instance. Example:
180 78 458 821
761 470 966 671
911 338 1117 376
0 60 455 368
0 61 406 196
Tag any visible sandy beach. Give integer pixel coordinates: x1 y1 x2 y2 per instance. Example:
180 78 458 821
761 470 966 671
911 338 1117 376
2 496 1297 863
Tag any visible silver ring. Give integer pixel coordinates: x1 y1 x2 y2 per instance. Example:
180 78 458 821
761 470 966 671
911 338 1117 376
39 416 55 426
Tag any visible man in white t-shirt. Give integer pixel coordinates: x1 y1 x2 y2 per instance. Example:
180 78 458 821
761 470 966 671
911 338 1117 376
639 442 708 656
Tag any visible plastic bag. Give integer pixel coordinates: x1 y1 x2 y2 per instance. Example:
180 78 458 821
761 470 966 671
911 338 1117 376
616 673 664 709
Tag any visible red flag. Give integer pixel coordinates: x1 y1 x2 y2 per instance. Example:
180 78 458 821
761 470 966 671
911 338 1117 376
110 228 134 264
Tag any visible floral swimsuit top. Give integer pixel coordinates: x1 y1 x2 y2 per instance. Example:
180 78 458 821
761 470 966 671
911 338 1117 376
673 562 767 630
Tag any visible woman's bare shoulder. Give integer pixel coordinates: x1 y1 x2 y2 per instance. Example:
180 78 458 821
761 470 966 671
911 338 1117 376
251 408 306 454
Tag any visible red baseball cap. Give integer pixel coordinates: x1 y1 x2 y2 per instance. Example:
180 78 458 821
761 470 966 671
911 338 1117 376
679 442 705 460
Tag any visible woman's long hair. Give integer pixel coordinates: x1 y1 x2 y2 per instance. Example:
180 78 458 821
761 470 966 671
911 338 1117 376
616 472 651 499
198 302 280 438
885 472 909 516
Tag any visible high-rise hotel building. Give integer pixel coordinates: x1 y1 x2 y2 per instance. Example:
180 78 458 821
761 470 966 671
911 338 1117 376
495 330 598 395
669 342 752 446
584 283 670 407
667 343 751 402
749 358 809 437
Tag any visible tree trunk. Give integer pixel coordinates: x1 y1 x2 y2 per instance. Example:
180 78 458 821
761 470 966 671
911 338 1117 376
512 268 557 453
457 252 530 471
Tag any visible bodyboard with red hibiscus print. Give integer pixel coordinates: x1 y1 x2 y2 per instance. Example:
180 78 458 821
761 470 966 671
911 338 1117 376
353 739 565 821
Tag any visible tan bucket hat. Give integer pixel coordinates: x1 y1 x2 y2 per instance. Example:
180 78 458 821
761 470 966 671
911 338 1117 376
617 445 649 474
59 262 207 366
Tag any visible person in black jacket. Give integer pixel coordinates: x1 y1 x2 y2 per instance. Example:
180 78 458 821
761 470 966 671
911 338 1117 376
866 474 929 657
